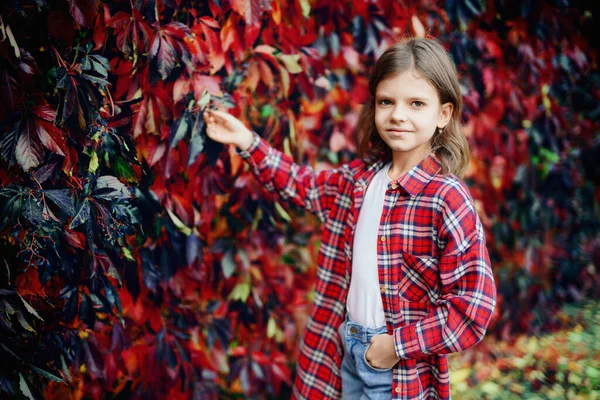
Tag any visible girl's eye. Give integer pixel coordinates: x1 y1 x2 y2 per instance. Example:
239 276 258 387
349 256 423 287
378 99 392 106
412 101 425 107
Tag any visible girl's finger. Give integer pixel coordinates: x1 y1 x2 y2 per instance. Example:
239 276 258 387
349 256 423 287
210 109 231 122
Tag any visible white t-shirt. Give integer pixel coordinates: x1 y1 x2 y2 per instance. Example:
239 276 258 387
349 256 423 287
346 161 393 328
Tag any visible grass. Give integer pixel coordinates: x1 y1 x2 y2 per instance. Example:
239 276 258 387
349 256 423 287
449 300 600 399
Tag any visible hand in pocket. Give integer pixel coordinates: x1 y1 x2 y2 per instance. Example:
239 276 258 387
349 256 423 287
364 334 399 370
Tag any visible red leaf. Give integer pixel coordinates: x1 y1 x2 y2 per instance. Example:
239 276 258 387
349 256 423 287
65 229 86 249
244 61 260 91
32 104 57 122
220 18 235 52
191 20 225 74
61 145 78 175
192 74 223 98
485 38 503 59
36 119 67 156
244 23 261 48
482 67 496 97
150 32 178 80
258 59 274 88
173 76 191 103
108 10 154 58
199 16 219 29
68 0 98 28
230 346 247 357
254 44 279 67
480 97 505 130
47 10 76 46
16 119 43 172
93 3 111 50
251 351 270 365
132 87 173 137
151 22 209 79
230 0 264 26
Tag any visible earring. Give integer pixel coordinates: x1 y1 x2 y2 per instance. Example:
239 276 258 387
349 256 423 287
437 127 443 134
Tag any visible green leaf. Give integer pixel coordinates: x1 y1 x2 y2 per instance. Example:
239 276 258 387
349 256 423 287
221 249 236 278
586 366 600 379
114 156 137 183
228 282 250 302
3 299 15 315
480 381 500 394
107 265 123 286
19 373 36 400
277 54 303 74
267 317 276 338
29 365 65 384
260 104 274 118
93 176 131 200
197 91 211 109
16 311 35 332
18 294 43 321
299 0 311 17
166 208 192 236
188 111 206 166
274 201 291 223
88 150 99 173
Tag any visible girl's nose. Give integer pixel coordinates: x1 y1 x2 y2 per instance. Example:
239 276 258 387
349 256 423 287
390 107 408 123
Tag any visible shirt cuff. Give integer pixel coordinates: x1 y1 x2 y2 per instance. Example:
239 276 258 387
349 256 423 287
236 132 262 159
235 131 272 170
393 324 422 360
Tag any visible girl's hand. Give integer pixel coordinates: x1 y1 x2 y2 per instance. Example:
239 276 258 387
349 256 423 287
203 109 255 151
365 334 400 369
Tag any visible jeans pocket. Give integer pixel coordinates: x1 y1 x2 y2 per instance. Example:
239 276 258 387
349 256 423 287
362 342 393 372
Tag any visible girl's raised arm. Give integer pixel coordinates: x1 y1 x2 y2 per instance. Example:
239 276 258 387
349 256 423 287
204 109 344 224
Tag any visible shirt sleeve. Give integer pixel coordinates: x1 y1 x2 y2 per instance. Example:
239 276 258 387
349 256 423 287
392 181 497 360
236 132 343 224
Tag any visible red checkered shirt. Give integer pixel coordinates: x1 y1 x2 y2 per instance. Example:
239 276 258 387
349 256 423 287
238 132 497 399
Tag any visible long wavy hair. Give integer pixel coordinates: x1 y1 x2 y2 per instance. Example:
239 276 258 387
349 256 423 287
352 37 470 178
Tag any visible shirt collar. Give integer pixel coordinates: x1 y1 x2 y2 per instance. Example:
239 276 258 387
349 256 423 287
353 153 442 197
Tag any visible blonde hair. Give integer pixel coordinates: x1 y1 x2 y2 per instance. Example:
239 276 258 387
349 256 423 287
352 37 470 178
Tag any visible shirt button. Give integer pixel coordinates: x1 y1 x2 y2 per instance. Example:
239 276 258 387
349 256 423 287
350 326 359 334
380 236 386 242
391 183 398 189
380 285 387 294
395 387 402 393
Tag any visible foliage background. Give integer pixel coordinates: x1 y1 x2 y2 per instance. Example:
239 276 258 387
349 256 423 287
0 0 598 398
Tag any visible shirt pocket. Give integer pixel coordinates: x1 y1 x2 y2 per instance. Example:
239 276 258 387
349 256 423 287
395 251 440 304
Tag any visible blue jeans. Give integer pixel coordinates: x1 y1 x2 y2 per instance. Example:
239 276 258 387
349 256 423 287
338 317 393 399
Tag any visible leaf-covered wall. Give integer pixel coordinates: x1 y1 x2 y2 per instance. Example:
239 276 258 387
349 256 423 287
0 0 598 398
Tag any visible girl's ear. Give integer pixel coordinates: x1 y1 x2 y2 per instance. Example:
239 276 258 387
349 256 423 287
437 102 453 129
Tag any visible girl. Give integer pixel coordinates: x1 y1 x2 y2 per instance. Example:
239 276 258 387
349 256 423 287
204 37 497 400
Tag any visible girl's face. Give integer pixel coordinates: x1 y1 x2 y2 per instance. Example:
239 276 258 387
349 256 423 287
374 69 453 162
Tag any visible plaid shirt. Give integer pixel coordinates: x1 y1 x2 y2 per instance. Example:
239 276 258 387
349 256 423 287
238 132 497 400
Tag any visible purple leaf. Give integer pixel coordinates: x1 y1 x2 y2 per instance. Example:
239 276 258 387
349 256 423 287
0 120 19 166
44 189 75 216
0 70 19 110
22 196 44 226
169 112 190 150
150 33 177 81
69 198 90 229
32 163 56 184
